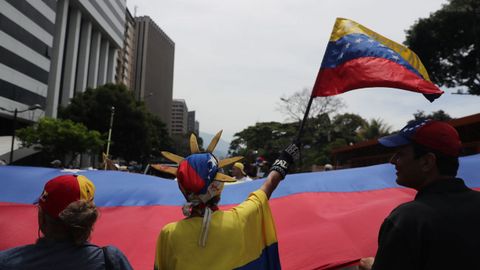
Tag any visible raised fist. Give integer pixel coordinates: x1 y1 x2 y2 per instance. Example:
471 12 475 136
269 143 300 179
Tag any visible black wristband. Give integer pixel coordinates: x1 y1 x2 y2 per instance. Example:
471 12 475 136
270 159 290 179
269 143 299 179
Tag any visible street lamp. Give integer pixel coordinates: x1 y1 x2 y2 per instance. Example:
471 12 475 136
0 104 42 164
104 106 115 170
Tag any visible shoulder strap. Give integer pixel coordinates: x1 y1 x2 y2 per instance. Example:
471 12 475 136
102 246 114 270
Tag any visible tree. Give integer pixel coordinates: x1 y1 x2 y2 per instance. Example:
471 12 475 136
16 117 103 166
277 88 345 122
408 110 453 125
358 118 392 141
145 113 174 160
59 84 172 162
229 122 297 166
330 113 367 145
405 0 480 95
229 113 372 172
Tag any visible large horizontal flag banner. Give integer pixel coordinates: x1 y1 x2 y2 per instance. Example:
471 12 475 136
312 18 443 102
1 154 479 269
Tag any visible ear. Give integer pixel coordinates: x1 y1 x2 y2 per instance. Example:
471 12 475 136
421 152 437 172
38 207 46 234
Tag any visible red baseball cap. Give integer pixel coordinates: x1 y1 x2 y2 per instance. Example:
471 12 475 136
38 174 95 218
378 120 461 157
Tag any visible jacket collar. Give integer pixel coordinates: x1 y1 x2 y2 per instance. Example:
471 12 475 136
416 178 468 199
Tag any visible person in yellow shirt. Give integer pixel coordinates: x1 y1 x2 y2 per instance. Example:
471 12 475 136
231 162 253 183
153 132 299 270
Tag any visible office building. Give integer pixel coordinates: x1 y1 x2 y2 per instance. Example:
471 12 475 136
171 99 188 135
187 110 200 135
46 0 126 118
115 8 135 90
0 0 126 123
0 0 126 161
0 0 56 130
133 16 174 133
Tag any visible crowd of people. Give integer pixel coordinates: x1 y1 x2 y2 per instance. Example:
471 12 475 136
1 120 479 270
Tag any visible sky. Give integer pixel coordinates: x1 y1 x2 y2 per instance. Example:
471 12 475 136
126 0 479 142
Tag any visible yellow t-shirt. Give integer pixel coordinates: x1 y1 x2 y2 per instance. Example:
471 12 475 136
154 190 280 270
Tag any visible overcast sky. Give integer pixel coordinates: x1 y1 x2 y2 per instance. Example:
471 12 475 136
126 0 478 142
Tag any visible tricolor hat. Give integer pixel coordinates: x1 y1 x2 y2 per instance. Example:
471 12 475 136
378 120 461 157
177 153 219 197
38 174 95 218
152 130 244 188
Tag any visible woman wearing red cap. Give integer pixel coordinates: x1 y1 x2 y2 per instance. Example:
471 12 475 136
0 174 133 270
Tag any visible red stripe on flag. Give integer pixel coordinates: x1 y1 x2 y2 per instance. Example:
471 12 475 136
271 188 417 269
311 57 443 97
9 187 480 269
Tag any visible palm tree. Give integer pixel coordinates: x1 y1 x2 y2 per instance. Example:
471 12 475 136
358 118 392 141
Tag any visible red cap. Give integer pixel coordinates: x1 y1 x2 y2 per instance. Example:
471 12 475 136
38 174 95 218
379 120 461 157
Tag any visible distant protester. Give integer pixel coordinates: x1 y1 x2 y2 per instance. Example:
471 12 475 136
0 174 133 270
324 164 333 171
50 159 62 168
230 162 252 183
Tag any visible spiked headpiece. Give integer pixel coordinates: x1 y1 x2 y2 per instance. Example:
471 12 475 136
152 131 243 247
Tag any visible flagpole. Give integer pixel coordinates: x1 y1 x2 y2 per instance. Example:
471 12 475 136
295 96 314 143
292 95 314 170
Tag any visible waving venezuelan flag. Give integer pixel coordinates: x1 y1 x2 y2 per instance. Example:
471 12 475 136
312 18 443 102
1 154 479 269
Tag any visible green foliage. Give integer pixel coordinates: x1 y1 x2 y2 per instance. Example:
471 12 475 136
330 113 367 144
59 84 172 162
16 117 103 165
229 113 390 172
229 122 297 165
405 0 480 95
408 110 453 125
358 118 392 141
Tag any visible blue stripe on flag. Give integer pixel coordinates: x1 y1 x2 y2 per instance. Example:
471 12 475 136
320 33 423 79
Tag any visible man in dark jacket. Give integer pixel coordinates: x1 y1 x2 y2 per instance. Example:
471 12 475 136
360 120 480 270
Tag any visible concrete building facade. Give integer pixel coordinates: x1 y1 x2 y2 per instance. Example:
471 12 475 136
187 110 200 135
115 8 135 90
171 99 188 135
45 0 126 118
0 0 57 129
133 16 174 133
0 0 127 125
